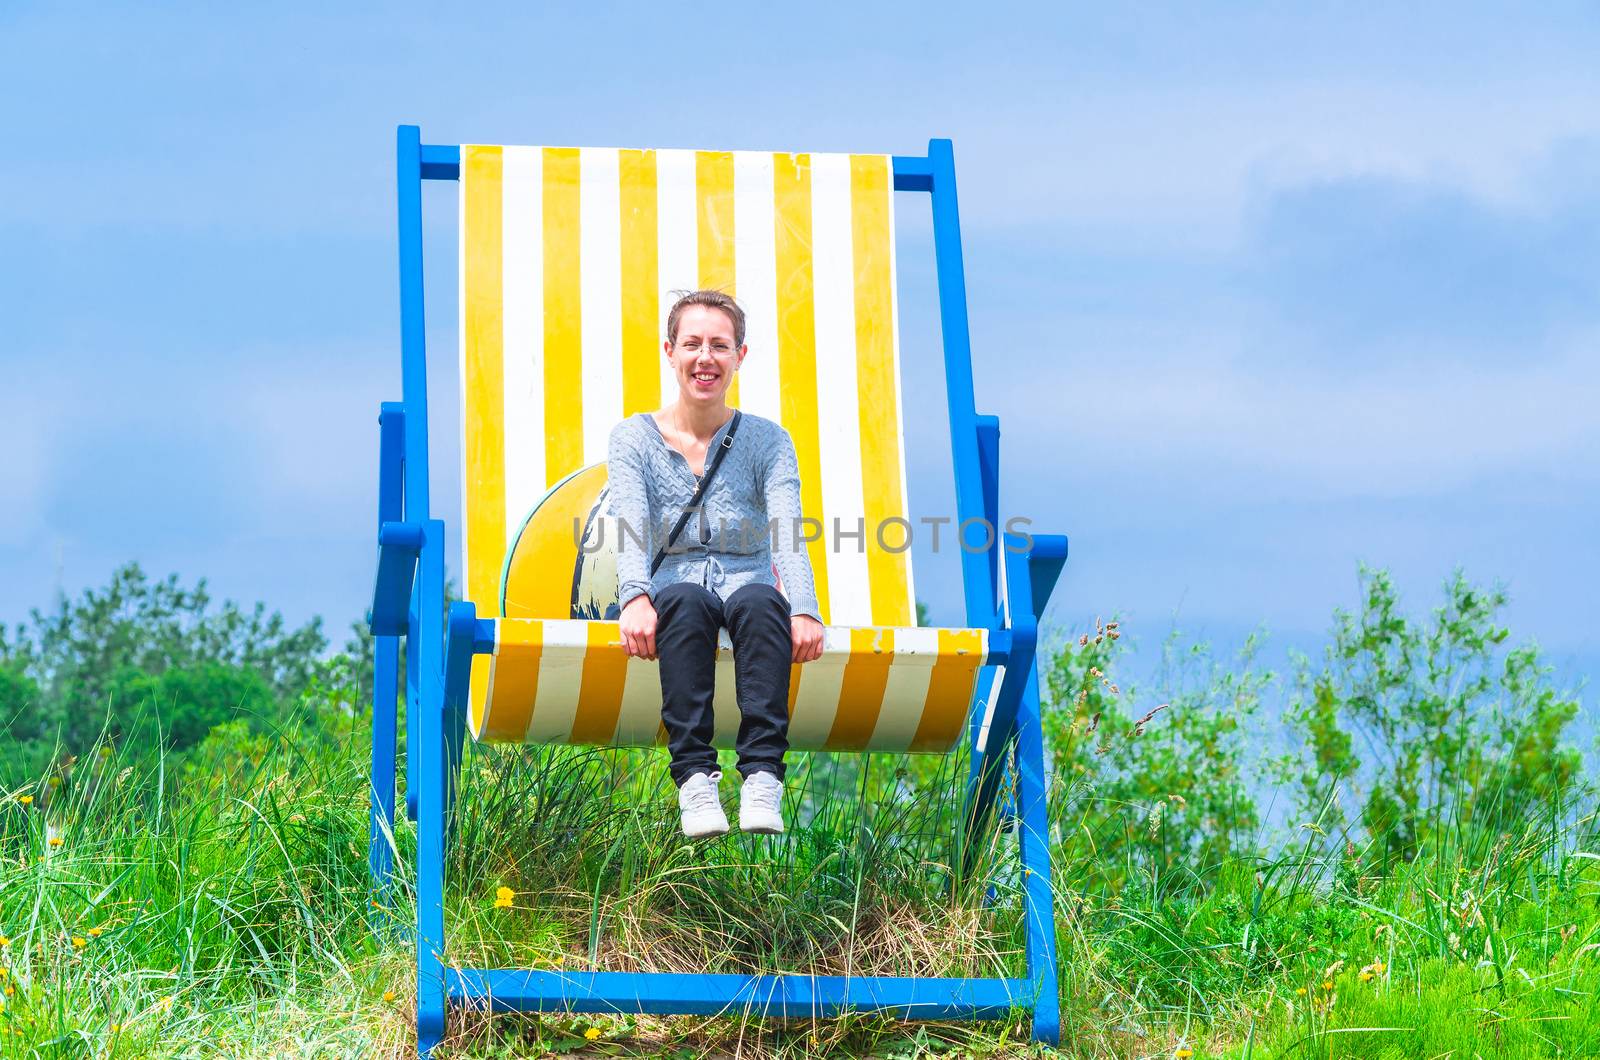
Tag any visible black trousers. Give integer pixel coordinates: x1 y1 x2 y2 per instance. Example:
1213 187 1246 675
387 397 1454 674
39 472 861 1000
654 581 792 786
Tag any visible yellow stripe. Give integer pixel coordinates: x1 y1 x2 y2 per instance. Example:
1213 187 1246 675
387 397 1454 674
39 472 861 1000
483 622 544 742
772 152 829 623
502 462 608 619
826 627 894 749
543 147 584 483
462 145 506 616
850 155 912 627
786 661 802 720
909 628 985 752
696 150 738 407
570 622 629 744
619 149 660 417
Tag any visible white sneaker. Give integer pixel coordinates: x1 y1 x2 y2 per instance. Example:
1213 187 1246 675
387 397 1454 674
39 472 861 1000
678 770 729 838
739 771 785 834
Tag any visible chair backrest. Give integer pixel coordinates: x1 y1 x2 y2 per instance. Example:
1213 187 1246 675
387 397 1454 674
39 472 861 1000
458 144 919 629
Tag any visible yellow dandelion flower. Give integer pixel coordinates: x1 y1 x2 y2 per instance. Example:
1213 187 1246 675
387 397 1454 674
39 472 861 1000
1175 1050 1194 1058
1373 960 1385 973
383 990 396 1003
72 936 87 949
16 796 32 806
1358 970 1373 982
89 927 103 937
1321 979 1334 991
0 935 8 947
584 1027 602 1041
3 985 12 997
0 968 7 979
493 885 515 909
48 836 63 848
1295 986 1306 995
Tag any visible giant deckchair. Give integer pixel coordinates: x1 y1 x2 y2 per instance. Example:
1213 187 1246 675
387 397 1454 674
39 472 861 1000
368 125 1069 1056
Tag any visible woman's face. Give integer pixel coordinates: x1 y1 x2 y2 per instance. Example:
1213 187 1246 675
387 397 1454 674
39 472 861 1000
666 305 746 405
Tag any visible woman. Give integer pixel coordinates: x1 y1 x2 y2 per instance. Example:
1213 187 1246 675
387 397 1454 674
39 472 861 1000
606 290 825 838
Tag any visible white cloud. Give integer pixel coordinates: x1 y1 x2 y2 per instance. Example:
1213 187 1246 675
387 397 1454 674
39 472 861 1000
996 332 1600 502
948 79 1600 248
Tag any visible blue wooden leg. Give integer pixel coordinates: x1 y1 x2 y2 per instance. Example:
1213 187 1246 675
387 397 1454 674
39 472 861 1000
405 576 421 823
369 633 400 915
1015 664 1060 1045
416 522 448 1056
443 693 467 845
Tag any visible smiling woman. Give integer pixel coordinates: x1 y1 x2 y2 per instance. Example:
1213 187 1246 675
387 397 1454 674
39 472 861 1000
605 289 825 838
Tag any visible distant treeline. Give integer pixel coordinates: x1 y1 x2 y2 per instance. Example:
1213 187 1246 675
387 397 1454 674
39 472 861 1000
0 561 1587 869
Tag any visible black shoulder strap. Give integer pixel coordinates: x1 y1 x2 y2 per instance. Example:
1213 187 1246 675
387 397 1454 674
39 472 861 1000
650 410 742 577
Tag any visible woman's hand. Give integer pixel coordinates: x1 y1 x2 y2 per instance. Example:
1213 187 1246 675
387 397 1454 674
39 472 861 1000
791 614 823 663
620 595 658 659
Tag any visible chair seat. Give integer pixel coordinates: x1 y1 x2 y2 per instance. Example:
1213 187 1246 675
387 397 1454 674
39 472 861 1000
470 619 988 753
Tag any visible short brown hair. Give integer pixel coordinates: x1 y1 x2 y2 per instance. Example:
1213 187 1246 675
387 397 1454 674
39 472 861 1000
666 289 746 349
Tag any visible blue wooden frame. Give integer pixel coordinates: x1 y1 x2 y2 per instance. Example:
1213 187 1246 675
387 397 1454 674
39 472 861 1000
367 125 1068 1056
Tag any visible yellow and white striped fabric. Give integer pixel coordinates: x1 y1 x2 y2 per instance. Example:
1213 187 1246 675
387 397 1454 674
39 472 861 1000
458 142 986 752
470 620 988 754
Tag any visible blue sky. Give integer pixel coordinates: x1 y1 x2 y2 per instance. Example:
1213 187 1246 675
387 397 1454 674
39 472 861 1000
2 4 1596 692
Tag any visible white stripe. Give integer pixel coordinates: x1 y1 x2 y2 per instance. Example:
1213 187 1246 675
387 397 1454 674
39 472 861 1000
732 152 781 419
783 626 850 747
458 168 471 591
479 655 500 739
809 154 873 626
656 150 698 407
866 628 939 751
996 534 1012 626
613 655 664 745
523 620 589 742
972 665 1005 755
501 147 545 542
579 148 623 467
883 166 917 614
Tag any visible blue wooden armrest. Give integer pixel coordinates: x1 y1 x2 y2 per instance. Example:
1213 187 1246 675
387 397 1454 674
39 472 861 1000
442 601 495 713
1025 533 1068 622
369 402 418 636
371 521 423 635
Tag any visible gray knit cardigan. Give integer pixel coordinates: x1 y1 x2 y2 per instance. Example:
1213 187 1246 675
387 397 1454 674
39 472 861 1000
605 411 822 621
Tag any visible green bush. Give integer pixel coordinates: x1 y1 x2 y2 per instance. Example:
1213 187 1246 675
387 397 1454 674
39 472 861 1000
1274 566 1586 866
0 563 359 783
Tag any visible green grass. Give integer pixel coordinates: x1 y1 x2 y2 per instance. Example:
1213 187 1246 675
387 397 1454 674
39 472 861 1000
1 711 1597 1059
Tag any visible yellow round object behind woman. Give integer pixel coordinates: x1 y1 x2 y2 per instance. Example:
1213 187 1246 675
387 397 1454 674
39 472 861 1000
500 462 622 620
